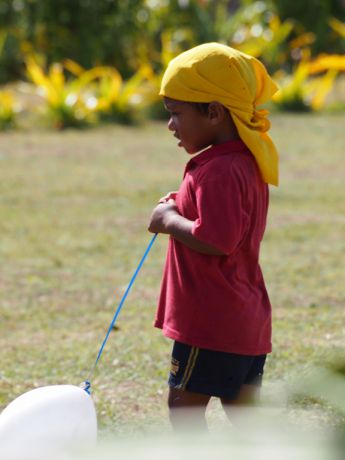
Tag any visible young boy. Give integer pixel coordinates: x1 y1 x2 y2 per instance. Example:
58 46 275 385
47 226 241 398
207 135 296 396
148 43 279 431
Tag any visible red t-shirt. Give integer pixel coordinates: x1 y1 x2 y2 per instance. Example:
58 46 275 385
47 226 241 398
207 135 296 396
154 139 272 355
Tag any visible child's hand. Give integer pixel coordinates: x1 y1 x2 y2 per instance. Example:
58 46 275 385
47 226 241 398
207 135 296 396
158 191 178 203
148 199 179 234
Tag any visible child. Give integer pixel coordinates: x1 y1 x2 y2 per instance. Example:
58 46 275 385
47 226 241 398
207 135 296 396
148 43 279 431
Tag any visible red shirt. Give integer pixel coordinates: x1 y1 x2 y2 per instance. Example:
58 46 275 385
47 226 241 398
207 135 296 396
154 139 272 355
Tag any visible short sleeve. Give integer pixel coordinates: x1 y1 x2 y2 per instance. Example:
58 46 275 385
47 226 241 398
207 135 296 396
191 170 250 255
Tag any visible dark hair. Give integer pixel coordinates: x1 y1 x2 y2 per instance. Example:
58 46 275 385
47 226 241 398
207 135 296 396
190 102 210 116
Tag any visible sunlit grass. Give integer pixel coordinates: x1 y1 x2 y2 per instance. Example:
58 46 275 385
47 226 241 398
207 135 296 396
0 115 344 435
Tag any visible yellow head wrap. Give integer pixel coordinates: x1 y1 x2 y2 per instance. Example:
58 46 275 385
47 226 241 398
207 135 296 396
159 43 279 186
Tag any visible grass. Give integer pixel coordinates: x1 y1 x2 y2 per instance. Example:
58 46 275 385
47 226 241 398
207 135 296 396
0 114 344 436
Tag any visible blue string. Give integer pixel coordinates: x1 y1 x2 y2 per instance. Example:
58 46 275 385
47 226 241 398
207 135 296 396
85 233 158 389
83 380 91 395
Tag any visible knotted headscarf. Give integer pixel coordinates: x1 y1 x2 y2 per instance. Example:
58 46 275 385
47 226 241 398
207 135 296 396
159 43 279 186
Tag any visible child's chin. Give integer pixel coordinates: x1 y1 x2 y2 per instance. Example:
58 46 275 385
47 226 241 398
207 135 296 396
184 145 198 154
186 146 206 155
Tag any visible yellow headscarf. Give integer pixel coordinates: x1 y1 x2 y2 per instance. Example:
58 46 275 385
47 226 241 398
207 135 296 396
159 43 279 186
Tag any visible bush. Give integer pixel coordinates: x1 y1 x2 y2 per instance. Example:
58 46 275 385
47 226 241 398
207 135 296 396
273 0 345 55
0 89 17 129
1 0 344 84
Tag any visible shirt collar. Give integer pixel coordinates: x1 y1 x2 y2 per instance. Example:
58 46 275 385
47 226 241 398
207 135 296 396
184 139 248 175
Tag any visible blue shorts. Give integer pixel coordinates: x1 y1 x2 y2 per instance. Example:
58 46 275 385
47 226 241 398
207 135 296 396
168 341 267 400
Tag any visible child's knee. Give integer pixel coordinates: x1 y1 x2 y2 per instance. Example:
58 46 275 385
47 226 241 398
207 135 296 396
168 387 210 409
168 388 181 408
221 383 260 408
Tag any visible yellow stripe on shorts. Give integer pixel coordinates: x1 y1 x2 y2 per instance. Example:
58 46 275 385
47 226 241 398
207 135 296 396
180 346 199 390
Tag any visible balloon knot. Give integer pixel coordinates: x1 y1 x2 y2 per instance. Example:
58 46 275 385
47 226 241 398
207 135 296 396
83 380 92 395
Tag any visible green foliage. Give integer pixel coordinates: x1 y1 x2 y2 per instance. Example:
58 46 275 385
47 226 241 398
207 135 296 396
273 51 345 112
0 1 345 119
0 0 344 84
0 89 17 129
24 56 156 128
0 0 147 81
25 56 97 129
94 65 154 125
233 10 295 73
273 0 345 56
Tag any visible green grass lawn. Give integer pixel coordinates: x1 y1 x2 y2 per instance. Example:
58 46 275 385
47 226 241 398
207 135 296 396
0 114 344 436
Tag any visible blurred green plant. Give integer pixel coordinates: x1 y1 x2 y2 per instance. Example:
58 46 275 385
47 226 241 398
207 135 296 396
0 30 17 129
1 0 344 84
64 60 153 125
329 17 345 39
0 1 343 122
25 55 156 128
25 56 97 129
139 30 182 120
0 89 18 130
230 9 294 71
273 50 345 111
0 30 6 54
93 66 153 125
272 0 345 56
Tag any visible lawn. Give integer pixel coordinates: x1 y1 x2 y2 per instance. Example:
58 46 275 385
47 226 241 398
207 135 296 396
0 114 344 436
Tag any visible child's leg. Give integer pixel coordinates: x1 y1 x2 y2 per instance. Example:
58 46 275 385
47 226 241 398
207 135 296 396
220 357 265 427
167 341 266 431
168 387 211 432
221 382 261 407
167 341 212 432
220 384 261 431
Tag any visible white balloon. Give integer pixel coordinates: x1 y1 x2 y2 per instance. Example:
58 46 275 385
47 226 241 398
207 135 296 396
0 384 97 458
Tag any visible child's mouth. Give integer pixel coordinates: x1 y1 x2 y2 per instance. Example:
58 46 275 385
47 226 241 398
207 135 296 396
174 134 182 147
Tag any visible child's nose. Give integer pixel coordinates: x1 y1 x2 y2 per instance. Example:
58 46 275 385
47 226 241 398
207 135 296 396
167 117 175 131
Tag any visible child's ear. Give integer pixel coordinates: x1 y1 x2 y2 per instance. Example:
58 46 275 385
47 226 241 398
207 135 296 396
207 102 226 125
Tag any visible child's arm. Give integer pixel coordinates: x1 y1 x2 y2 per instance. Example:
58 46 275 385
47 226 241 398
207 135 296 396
148 199 226 256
